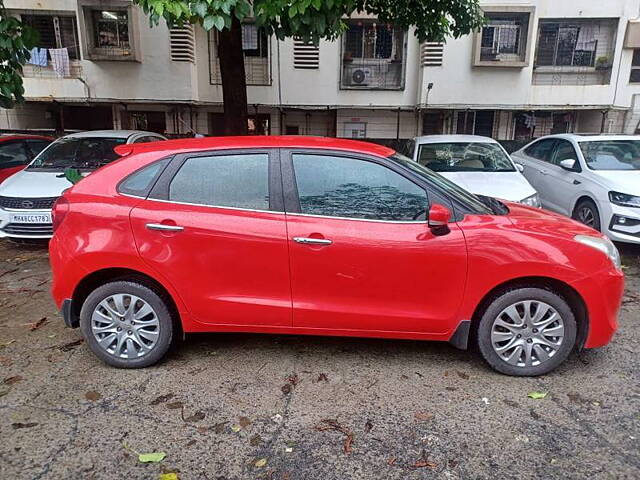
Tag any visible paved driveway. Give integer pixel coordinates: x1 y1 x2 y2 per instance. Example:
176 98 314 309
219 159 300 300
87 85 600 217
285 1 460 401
1 241 639 479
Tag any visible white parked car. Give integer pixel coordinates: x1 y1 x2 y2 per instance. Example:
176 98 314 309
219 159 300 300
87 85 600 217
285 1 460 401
413 135 539 207
511 134 640 244
0 130 166 239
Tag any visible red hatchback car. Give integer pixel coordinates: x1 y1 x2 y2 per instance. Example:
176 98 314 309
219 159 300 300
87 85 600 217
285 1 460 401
49 136 624 376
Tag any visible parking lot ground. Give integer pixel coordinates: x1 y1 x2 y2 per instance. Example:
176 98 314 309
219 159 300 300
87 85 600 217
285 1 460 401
0 240 639 480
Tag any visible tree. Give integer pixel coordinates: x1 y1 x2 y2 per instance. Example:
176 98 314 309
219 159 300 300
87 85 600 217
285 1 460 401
0 1 39 108
134 0 484 135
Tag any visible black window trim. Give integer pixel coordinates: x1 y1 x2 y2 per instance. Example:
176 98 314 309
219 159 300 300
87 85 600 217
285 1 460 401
281 148 439 224
550 139 582 172
148 148 284 213
116 155 174 198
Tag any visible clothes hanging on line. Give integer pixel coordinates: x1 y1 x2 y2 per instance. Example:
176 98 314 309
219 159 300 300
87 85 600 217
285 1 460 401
28 47 48 67
49 48 70 77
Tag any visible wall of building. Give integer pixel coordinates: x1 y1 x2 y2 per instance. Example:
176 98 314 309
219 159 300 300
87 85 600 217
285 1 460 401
420 0 640 111
0 103 55 131
2 0 640 139
7 0 197 103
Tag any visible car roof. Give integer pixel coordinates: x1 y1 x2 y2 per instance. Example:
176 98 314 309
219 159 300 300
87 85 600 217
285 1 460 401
113 135 396 158
414 135 498 144
62 130 164 140
531 133 640 142
0 134 53 142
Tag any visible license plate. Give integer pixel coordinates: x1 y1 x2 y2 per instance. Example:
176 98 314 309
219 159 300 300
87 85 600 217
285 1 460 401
11 214 52 224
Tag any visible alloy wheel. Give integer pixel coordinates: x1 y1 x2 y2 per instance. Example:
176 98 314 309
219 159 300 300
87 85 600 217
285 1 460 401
577 206 595 227
90 293 160 359
490 300 565 368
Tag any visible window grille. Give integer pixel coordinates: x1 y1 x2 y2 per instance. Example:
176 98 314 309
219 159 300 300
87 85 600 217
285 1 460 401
341 20 406 89
208 25 270 85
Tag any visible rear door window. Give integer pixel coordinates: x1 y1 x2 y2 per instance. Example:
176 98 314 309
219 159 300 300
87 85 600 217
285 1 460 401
168 153 270 210
524 139 556 163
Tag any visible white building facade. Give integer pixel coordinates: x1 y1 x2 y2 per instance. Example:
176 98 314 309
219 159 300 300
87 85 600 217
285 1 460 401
2 0 640 146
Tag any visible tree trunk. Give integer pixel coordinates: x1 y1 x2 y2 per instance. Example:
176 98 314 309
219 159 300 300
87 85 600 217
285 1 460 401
217 16 248 135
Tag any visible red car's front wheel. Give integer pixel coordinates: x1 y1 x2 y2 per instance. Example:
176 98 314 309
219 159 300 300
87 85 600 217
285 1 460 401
477 287 577 376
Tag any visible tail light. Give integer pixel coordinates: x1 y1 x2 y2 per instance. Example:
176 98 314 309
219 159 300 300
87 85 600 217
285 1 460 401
52 196 69 233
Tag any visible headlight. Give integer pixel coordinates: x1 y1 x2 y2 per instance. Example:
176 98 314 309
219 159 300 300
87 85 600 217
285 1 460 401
520 193 541 208
609 191 640 208
574 234 621 269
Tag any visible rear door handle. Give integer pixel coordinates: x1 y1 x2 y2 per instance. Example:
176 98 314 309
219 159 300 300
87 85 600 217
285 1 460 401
146 223 184 232
540 170 548 175
293 237 332 245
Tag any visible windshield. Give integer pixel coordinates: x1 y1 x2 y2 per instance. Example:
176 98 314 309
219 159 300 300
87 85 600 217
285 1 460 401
390 153 494 215
579 140 640 171
416 142 515 172
29 137 127 170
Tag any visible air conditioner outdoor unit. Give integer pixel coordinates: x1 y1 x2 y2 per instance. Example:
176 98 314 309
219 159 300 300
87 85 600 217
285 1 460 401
345 64 386 87
351 67 373 85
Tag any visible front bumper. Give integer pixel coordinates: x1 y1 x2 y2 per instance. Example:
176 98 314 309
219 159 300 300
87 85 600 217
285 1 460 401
0 208 53 238
571 266 624 349
604 203 640 244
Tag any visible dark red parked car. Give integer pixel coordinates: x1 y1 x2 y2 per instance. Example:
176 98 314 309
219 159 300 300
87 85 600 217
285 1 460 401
0 134 52 184
49 136 624 375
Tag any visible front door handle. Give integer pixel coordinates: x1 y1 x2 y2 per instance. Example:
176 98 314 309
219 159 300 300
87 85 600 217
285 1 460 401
540 170 548 175
293 237 332 245
146 223 184 232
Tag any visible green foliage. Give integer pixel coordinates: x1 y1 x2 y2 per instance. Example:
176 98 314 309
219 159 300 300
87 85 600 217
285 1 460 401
0 1 39 108
133 0 484 43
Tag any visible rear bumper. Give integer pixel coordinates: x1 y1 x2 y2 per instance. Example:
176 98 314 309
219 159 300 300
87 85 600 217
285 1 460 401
49 233 88 309
571 267 624 349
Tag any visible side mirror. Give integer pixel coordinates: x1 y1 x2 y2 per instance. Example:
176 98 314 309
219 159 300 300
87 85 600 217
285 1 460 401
428 203 451 235
515 163 524 173
559 159 577 171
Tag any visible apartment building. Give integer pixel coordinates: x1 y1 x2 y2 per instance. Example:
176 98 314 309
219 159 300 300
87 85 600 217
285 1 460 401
2 0 640 143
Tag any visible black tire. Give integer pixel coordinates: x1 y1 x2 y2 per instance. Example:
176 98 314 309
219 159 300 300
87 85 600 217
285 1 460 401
79 281 174 368
573 198 601 232
476 287 577 376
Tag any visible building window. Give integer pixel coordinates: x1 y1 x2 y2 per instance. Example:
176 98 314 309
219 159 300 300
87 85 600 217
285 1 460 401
21 15 80 60
92 10 129 50
535 19 616 69
631 50 640 83
456 111 495 137
481 14 527 61
341 20 406 89
473 8 533 67
79 1 139 61
209 24 271 85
